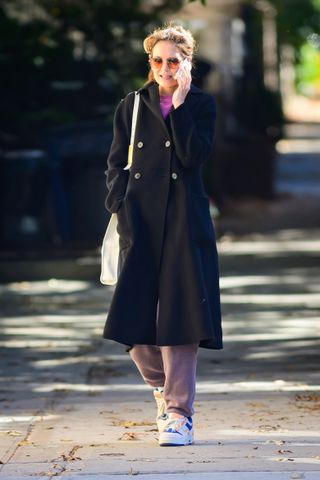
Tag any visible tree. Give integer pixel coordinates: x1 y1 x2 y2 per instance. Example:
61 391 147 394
1 0 319 147
0 0 203 147
268 0 320 52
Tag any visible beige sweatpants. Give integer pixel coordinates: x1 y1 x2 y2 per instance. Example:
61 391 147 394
129 344 198 417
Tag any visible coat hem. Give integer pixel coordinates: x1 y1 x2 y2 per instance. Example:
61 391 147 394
102 334 223 351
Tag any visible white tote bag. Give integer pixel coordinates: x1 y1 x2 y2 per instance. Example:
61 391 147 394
100 92 140 285
100 212 119 285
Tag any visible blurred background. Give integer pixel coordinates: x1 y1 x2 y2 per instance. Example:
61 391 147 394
0 5 320 472
0 0 319 280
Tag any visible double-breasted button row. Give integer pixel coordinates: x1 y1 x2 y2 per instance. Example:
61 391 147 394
133 172 177 180
137 140 171 148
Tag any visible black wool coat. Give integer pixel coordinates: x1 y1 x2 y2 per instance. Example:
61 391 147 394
103 81 223 350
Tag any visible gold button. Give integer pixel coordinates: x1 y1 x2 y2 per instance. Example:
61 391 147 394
171 172 178 180
134 172 141 179
137 141 144 148
165 140 171 147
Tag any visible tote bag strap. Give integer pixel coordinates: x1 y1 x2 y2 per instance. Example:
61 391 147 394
124 91 140 170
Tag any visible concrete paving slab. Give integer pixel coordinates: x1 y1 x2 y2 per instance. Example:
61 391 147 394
1 228 320 478
1 471 317 480
55 474 320 480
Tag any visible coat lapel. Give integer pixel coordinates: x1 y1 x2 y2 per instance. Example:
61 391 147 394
139 82 168 133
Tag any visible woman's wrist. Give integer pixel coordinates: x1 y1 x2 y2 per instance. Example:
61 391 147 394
172 101 182 109
172 95 187 109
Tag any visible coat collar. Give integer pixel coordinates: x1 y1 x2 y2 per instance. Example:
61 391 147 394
136 81 202 132
137 81 167 132
137 80 203 96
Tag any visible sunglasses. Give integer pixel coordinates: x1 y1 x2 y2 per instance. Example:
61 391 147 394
149 56 181 70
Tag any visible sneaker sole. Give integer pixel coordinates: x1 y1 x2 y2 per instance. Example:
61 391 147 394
159 433 193 447
159 441 193 446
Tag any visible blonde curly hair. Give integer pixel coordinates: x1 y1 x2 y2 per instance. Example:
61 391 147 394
143 23 196 82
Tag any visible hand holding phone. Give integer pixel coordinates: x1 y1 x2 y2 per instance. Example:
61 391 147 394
172 58 192 109
174 58 191 80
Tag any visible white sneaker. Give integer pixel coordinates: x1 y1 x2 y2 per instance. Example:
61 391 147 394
153 388 168 432
159 413 194 446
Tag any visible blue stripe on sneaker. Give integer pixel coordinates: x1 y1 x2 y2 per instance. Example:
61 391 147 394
186 422 192 430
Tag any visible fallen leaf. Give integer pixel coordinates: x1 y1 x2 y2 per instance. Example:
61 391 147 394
0 430 22 436
295 394 320 402
59 445 83 461
89 443 110 447
258 425 279 432
119 432 139 441
17 440 34 446
112 420 153 428
61 453 82 461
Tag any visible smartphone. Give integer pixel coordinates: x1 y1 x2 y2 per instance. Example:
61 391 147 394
174 58 191 79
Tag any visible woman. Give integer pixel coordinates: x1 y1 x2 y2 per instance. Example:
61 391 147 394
103 24 222 446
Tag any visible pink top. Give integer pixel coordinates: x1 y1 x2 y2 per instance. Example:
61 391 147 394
160 94 173 119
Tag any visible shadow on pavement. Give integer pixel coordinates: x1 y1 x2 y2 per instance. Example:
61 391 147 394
1 228 320 407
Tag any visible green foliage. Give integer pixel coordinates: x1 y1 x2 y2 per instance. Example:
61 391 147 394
1 0 319 145
1 0 195 145
268 0 320 51
296 43 320 95
266 0 320 98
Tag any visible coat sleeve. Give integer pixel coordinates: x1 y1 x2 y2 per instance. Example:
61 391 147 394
104 93 134 213
169 93 216 169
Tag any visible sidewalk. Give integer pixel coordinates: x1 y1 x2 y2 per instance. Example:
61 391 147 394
1 227 320 479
